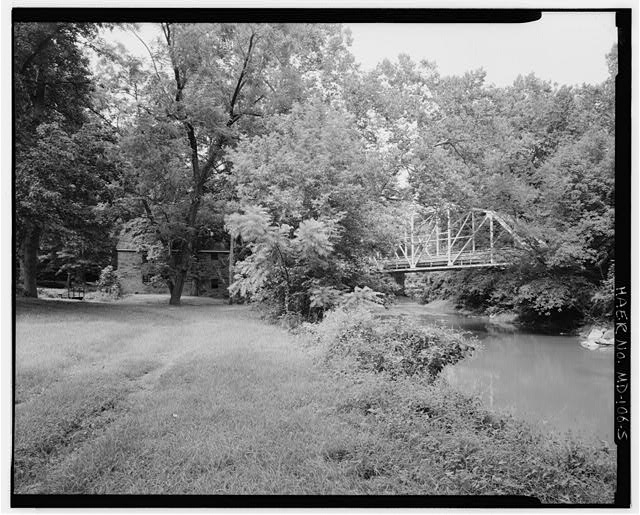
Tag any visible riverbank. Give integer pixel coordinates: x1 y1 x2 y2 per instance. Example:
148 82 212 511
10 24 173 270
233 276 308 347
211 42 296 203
401 296 613 346
14 296 615 501
305 304 616 502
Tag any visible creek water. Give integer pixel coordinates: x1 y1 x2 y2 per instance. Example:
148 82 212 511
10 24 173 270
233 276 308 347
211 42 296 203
388 301 614 444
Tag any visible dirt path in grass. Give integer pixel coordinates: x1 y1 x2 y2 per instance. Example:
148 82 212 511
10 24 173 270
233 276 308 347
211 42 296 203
14 296 379 494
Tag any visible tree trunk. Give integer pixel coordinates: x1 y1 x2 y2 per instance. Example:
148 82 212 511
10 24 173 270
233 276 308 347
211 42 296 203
21 225 40 297
170 269 187 305
228 236 235 305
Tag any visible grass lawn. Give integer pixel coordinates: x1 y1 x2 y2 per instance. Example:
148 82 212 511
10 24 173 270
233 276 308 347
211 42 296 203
13 296 616 500
13 296 405 494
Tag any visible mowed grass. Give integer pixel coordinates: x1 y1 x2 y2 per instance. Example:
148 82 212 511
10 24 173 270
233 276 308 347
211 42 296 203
14 296 405 494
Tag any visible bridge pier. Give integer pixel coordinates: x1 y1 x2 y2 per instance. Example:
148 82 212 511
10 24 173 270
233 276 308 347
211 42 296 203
390 272 406 295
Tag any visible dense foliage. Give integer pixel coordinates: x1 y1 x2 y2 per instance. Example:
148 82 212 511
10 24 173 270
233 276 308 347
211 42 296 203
15 22 616 324
14 23 122 295
308 306 475 379
225 100 400 320
97 265 122 298
225 207 392 323
369 52 617 326
224 46 616 326
16 121 121 285
106 23 356 304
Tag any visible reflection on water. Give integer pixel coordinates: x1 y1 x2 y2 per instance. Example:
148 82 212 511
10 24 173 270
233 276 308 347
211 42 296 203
389 304 614 443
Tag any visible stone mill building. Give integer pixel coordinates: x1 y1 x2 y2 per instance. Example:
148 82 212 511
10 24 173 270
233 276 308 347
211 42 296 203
116 231 230 298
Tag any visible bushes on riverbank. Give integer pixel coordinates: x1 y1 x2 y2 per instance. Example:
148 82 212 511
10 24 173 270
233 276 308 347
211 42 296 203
304 306 616 503
306 307 475 380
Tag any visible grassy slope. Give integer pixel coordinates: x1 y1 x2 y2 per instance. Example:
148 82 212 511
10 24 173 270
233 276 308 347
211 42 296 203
14 297 615 500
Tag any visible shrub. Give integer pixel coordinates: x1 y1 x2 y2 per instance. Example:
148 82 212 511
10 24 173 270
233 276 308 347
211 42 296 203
307 306 476 381
225 208 392 322
97 265 121 299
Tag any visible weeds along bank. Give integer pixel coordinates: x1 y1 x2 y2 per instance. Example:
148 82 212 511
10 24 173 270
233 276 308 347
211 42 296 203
301 306 616 503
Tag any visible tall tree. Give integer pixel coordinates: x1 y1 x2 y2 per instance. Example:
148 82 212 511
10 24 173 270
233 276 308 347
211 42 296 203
226 100 400 318
14 22 119 297
14 23 97 150
117 23 355 304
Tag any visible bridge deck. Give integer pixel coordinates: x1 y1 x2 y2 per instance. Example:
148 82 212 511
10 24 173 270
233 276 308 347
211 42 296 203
381 250 510 273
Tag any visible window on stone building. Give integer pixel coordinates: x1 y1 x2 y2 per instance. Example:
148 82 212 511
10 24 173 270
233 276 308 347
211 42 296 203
211 278 219 289
211 252 219 261
142 274 152 284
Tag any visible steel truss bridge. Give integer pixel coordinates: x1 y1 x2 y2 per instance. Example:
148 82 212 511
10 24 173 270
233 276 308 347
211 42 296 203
377 206 526 274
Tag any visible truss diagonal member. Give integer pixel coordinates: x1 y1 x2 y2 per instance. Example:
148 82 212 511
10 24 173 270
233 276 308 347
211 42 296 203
451 211 471 229
410 242 429 266
416 222 438 258
415 214 435 235
488 211 525 247
451 212 489 263
398 244 412 267
451 212 472 248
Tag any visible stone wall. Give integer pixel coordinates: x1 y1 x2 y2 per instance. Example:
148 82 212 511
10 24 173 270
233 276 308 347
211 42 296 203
116 251 166 295
116 250 229 298
184 253 229 298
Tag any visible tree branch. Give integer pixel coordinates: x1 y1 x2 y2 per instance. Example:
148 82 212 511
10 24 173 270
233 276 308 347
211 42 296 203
141 197 155 224
86 105 120 132
434 138 470 166
185 121 200 183
263 78 277 94
200 135 226 178
238 109 263 118
129 26 173 104
228 31 256 126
